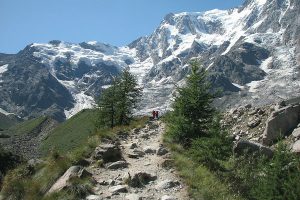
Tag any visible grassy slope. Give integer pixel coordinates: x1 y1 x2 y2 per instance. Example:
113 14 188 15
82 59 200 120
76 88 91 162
39 109 98 156
3 116 47 136
163 131 242 200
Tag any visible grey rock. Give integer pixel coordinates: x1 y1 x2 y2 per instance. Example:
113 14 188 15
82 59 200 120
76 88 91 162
161 195 176 200
107 161 128 169
125 194 142 200
128 172 157 187
292 127 300 138
133 149 146 156
245 104 252 109
263 104 300 145
247 118 261 128
47 166 82 194
156 179 180 190
129 143 138 149
143 146 157 154
109 185 128 194
292 140 300 153
234 140 274 158
156 147 168 156
93 143 122 163
86 195 102 200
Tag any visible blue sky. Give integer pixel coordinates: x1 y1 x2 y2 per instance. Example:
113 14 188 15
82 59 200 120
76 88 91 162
0 0 244 53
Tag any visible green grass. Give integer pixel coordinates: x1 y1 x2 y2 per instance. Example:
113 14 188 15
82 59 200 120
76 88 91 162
4 116 47 136
39 109 98 156
1 115 149 200
164 135 243 200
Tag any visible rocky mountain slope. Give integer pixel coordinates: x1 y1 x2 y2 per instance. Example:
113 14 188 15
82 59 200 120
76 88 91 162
0 0 299 120
47 120 189 200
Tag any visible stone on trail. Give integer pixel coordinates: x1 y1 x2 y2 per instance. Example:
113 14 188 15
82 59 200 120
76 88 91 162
156 179 180 190
161 195 176 200
106 161 128 169
128 172 157 188
109 185 128 194
86 195 102 200
247 117 261 128
143 146 157 154
125 193 142 200
157 146 168 156
93 143 122 163
160 159 174 169
129 143 138 149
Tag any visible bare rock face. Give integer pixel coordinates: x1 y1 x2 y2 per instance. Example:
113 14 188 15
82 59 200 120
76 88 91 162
262 104 300 145
233 140 274 158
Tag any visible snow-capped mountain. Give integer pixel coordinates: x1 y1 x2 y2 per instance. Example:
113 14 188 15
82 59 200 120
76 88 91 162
0 0 299 120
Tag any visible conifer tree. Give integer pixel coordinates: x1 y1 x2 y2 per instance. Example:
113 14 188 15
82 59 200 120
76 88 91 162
116 68 142 125
97 77 120 128
168 60 214 144
97 69 141 128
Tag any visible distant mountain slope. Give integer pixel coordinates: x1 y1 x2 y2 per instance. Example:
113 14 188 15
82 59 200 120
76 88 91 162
0 0 299 120
0 113 21 131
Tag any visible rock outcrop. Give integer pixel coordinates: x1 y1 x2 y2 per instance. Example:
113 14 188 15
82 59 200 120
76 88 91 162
262 104 300 145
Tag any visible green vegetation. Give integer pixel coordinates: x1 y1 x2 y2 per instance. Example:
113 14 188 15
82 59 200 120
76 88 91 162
226 143 300 200
167 60 214 145
97 68 141 128
164 60 300 199
0 145 23 188
40 109 98 156
4 116 47 136
1 115 147 200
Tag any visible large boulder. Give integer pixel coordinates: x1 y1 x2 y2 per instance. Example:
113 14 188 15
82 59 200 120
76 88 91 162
233 140 274 158
262 104 300 145
47 166 91 194
292 140 300 153
93 143 122 163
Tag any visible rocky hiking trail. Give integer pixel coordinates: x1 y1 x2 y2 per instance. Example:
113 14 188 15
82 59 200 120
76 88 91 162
49 120 189 200
86 120 189 200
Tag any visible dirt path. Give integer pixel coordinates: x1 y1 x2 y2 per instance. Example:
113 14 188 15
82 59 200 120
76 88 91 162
86 120 189 200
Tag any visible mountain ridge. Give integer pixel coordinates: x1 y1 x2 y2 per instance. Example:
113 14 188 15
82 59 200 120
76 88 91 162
0 0 299 120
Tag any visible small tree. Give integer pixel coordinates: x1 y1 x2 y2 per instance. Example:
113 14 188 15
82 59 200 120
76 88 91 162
97 69 141 128
168 60 214 144
97 77 120 128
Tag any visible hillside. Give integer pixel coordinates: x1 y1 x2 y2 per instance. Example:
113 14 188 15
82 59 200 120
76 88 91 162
40 109 98 156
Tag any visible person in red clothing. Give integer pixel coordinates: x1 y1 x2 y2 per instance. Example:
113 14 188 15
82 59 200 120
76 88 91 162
152 110 156 120
155 110 159 119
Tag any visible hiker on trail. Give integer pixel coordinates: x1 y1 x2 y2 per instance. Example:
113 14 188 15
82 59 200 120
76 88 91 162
155 110 159 119
152 110 156 119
